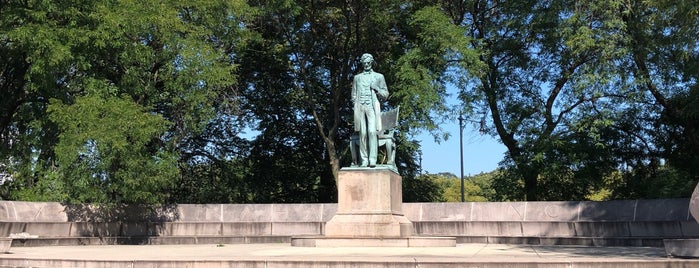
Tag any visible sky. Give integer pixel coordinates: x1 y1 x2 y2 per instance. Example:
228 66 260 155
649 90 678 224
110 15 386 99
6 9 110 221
415 121 506 177
411 82 507 177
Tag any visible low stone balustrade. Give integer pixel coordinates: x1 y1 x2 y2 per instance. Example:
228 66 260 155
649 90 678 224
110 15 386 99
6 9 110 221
0 199 696 247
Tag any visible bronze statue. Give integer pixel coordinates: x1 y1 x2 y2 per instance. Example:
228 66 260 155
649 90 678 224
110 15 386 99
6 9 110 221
351 53 389 167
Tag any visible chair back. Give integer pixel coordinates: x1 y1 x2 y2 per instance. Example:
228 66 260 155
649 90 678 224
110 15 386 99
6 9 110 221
380 106 400 131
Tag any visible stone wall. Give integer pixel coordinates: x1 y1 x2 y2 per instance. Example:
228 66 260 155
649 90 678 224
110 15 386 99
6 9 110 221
0 199 697 241
404 199 694 222
0 199 693 223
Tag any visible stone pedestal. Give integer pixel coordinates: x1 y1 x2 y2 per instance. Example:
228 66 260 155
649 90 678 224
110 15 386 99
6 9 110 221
324 167 412 238
292 167 455 247
0 238 11 253
665 183 699 258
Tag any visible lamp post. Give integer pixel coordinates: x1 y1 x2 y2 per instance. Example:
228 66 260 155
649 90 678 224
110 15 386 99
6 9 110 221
418 150 423 174
458 115 465 202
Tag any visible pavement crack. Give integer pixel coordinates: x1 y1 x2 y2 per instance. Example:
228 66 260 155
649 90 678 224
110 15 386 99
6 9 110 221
472 243 487 257
531 246 543 258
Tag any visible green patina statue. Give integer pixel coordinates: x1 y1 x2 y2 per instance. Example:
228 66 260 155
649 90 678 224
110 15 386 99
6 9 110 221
351 53 389 168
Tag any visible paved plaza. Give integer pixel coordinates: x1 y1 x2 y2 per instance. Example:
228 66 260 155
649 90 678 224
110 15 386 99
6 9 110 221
0 243 697 267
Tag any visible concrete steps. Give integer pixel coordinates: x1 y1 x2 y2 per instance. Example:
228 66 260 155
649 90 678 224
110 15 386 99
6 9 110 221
456 235 667 247
10 235 291 247
2 258 696 268
3 220 697 247
8 234 675 247
2 243 698 268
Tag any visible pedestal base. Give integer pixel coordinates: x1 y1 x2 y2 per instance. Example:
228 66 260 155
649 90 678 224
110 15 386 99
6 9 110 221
323 168 411 238
293 167 455 247
665 239 699 258
324 213 413 238
0 238 11 253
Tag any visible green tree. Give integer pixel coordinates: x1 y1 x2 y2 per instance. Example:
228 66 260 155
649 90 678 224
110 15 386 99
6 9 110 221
42 95 176 204
0 0 252 204
420 172 494 202
173 158 251 204
237 1 476 202
615 0 699 193
444 0 635 200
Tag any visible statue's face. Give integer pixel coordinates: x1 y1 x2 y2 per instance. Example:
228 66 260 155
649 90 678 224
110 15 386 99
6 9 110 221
361 58 373 71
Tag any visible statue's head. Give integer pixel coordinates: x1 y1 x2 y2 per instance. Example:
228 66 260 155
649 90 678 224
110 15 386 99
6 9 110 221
360 53 374 71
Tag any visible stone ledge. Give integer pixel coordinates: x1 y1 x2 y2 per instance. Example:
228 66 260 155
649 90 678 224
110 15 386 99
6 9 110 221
7 235 682 247
665 239 699 258
290 236 456 247
458 236 666 247
0 199 693 223
0 238 11 253
10 235 291 247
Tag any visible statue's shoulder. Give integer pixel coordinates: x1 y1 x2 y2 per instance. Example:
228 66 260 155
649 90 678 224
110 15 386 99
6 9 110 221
355 71 384 80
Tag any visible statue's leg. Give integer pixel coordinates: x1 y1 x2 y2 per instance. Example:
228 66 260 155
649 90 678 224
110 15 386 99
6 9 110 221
350 134 359 166
366 111 378 167
386 139 395 166
358 108 369 167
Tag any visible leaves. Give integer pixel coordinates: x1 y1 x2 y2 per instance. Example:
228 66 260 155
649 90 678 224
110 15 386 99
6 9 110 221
0 0 251 204
45 95 176 204
393 5 484 137
448 0 698 200
1 0 695 204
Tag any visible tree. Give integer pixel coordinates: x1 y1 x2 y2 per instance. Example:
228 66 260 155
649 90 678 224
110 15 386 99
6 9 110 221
432 0 698 200
419 171 494 202
446 0 627 200
0 0 252 204
617 0 699 187
43 95 176 204
237 1 476 202
1 0 470 204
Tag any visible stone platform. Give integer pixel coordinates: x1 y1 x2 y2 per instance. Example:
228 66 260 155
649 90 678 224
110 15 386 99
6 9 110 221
0 238 10 253
291 236 456 247
295 167 456 247
323 167 412 238
0 243 697 268
664 183 699 258
664 239 699 258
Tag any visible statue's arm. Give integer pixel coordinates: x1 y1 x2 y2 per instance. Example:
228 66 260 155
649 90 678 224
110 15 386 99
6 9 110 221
375 74 389 99
351 76 358 102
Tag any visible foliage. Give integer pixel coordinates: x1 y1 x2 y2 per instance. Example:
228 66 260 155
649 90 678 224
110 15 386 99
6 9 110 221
392 6 484 137
0 0 251 204
1 0 696 204
618 0 699 186
420 171 495 202
444 0 697 200
172 158 251 204
45 95 176 203
235 1 472 202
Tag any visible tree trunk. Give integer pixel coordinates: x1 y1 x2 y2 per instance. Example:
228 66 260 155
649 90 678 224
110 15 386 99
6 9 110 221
521 165 539 201
320 140 339 202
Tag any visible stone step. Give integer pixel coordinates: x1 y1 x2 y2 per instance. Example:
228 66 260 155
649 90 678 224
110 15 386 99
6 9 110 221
456 235 667 247
9 235 677 247
3 243 697 268
10 235 291 247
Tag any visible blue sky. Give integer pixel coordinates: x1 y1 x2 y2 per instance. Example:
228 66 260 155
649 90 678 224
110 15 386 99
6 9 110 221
412 82 507 177
416 121 506 177
410 80 507 176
